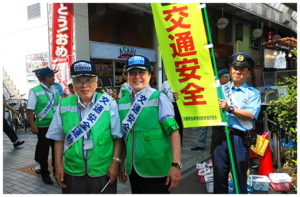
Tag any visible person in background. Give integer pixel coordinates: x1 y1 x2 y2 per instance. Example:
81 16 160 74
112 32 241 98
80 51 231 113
46 60 123 194
3 96 25 147
54 83 67 98
160 79 183 145
218 69 230 85
118 55 182 194
27 67 60 185
31 68 43 174
68 83 75 96
190 69 231 151
118 76 132 99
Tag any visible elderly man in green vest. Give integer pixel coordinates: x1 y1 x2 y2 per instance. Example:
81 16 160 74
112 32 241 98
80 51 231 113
27 67 60 185
118 55 182 194
46 60 123 194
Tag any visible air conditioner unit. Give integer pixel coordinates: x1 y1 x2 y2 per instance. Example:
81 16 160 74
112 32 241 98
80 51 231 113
281 7 293 25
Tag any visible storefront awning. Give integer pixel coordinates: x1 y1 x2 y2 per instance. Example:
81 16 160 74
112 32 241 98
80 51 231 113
262 37 297 49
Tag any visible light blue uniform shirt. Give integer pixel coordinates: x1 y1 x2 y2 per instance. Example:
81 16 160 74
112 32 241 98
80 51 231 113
223 81 261 132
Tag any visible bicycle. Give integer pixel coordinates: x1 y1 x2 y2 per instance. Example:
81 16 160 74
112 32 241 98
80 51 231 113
17 94 29 131
4 85 26 132
4 95 19 132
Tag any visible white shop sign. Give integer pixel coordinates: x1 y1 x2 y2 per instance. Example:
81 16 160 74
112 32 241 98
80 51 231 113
90 41 156 62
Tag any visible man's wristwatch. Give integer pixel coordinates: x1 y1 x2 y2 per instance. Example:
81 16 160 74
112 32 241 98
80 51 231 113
112 157 122 163
172 162 183 170
228 106 234 113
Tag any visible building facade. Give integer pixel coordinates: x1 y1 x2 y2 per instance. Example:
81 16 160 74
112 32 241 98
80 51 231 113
2 3 297 99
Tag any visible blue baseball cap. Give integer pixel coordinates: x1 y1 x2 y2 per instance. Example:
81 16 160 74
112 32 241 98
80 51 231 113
125 55 151 73
218 69 229 76
70 60 96 78
229 52 254 69
39 67 58 78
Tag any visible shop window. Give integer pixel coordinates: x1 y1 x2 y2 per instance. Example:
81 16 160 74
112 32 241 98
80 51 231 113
210 17 218 43
28 3 40 20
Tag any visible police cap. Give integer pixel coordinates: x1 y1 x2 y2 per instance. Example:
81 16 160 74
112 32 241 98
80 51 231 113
39 67 58 78
218 69 229 77
229 52 254 69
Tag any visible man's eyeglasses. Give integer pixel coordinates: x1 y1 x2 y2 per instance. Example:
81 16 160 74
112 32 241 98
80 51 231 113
73 77 98 86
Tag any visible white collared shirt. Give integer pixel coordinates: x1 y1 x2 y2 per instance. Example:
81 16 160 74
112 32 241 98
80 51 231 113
46 92 123 142
27 82 59 110
130 85 175 124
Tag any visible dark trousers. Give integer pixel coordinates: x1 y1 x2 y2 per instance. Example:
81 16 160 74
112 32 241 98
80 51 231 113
211 132 249 194
3 117 18 143
62 173 116 194
129 167 170 194
34 138 40 162
173 102 183 145
37 127 55 178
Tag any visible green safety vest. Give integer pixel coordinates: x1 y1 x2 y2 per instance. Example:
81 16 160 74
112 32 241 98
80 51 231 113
118 90 172 177
32 85 59 127
121 83 131 98
60 94 113 177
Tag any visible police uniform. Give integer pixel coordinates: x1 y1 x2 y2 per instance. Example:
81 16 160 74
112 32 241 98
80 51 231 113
212 52 261 194
46 60 123 194
118 55 181 194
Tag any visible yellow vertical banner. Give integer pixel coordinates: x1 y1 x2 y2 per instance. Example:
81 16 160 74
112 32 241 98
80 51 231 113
152 3 222 127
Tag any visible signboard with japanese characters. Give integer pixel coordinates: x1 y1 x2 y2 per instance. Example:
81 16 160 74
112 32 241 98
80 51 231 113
152 3 222 127
51 3 73 94
26 53 49 83
51 57 71 94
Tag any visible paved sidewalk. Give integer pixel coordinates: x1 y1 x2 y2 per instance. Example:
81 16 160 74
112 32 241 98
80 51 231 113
3 127 211 194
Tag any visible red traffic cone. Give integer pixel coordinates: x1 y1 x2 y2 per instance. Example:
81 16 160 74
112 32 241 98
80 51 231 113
257 131 274 177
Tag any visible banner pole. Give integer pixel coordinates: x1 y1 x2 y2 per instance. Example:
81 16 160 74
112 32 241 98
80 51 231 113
202 3 240 194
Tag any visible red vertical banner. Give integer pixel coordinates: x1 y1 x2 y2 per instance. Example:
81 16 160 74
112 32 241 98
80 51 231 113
267 30 273 49
52 3 73 94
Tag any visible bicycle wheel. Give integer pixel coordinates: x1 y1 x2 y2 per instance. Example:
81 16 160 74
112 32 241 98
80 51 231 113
20 108 27 131
8 112 17 132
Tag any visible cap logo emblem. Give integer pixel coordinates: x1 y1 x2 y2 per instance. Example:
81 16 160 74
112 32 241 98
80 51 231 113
129 57 144 66
74 62 92 72
237 55 244 62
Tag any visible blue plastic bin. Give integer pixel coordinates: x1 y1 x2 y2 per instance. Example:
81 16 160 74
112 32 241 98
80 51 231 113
228 182 253 194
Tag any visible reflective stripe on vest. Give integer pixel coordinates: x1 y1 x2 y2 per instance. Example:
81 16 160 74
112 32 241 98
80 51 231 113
118 90 172 177
32 85 59 127
60 94 113 177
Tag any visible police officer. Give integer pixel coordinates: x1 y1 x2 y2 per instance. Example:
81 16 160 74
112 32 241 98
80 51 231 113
27 67 60 184
46 60 123 194
213 52 261 193
118 55 182 194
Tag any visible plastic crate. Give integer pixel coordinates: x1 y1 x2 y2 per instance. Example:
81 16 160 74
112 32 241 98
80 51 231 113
249 175 271 191
228 182 253 194
269 173 292 192
198 169 212 184
204 174 214 193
